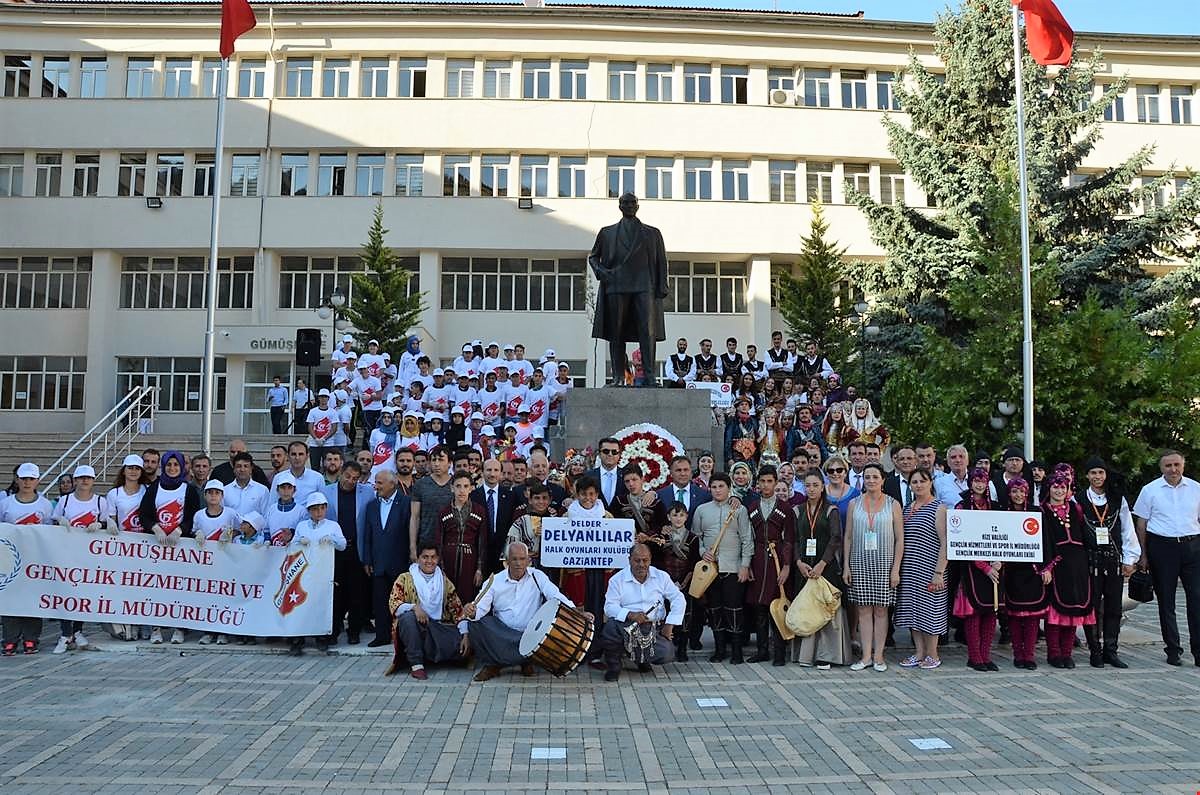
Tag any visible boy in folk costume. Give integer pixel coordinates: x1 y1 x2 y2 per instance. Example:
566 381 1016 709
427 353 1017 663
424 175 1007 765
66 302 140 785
662 501 699 662
506 482 558 569
612 465 670 569
1080 456 1139 669
744 466 794 666
387 543 470 680
695 473 754 664
435 473 487 602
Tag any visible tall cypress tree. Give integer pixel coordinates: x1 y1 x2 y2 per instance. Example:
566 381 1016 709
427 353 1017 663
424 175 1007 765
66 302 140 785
341 203 427 355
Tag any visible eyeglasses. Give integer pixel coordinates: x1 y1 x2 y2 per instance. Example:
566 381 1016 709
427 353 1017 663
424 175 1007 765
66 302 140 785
826 467 846 474
600 449 619 455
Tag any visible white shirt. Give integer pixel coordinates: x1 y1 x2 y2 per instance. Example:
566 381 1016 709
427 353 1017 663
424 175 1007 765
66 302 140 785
480 484 501 528
1084 488 1141 566
473 566 573 632
523 385 552 427
1 494 54 525
193 506 239 541
106 484 147 531
223 478 269 518
358 353 387 380
935 471 969 505
306 406 341 447
1133 475 1200 539
508 358 535 385
377 493 396 528
272 468 326 505
452 355 481 379
352 374 383 411
294 517 347 550
603 565 686 625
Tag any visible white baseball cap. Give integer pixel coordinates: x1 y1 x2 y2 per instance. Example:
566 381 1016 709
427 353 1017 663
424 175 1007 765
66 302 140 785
518 403 531 413
383 352 391 361
121 454 144 469
423 411 440 422
433 368 444 377
274 472 296 488
403 410 420 420
240 511 264 532
502 343 514 351
203 479 225 493
451 406 466 416
333 389 349 401
73 465 96 479
480 425 496 437
346 351 358 359
306 492 328 508
462 343 473 352
318 388 331 397
471 339 482 346
381 405 396 415
487 340 499 348
532 428 545 438
544 348 556 357
16 462 40 479
342 334 354 343
504 422 517 430
368 338 379 346
469 411 484 421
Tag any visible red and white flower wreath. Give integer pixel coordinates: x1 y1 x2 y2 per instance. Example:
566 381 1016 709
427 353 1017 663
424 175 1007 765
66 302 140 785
612 423 685 490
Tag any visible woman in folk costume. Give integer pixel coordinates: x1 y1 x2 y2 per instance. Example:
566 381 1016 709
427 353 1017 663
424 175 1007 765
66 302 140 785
1002 478 1048 669
744 466 794 666
756 406 787 472
1041 468 1096 669
952 468 1003 671
724 398 759 469
846 398 891 459
821 403 851 457
792 471 852 668
435 473 487 601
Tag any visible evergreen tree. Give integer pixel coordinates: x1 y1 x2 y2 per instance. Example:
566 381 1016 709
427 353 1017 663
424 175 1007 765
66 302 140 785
341 203 427 355
776 199 856 380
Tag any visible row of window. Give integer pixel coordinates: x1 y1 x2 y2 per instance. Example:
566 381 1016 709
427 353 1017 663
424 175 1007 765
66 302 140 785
0 151 257 198
0 355 227 413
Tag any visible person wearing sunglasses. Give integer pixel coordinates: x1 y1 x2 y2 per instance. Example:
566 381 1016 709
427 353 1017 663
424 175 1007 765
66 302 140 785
822 455 859 529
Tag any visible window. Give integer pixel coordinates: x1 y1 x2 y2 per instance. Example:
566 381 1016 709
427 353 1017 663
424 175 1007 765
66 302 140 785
355 153 385 196
72 154 99 197
684 158 713 200
80 57 108 98
483 60 512 98
237 59 266 98
439 256 585 312
645 157 674 200
481 155 511 197
280 153 309 196
1142 176 1167 212
841 69 867 109
606 156 634 198
768 67 795 93
117 357 227 413
279 254 419 309
806 161 833 203
117 153 148 197
394 154 423 196
120 255 254 310
1136 85 1160 123
519 156 549 198
522 60 550 99
446 58 475 97
399 58 427 98
0 153 23 197
285 57 314 97
317 153 347 196
664 261 747 314
164 58 193 97
0 255 91 310
125 57 155 98
322 59 350 98
155 153 184 197
769 263 792 308
558 156 586 197
560 60 587 100
192 154 214 197
768 160 797 203
720 65 748 105
41 56 70 97
353 57 386 97
3 55 32 97
1102 87 1125 122
196 58 220 97
1170 86 1193 125
229 154 259 197
684 64 711 103
880 167 906 206
876 70 901 110
721 159 749 201
443 155 471 196
34 154 62 197
801 67 831 108
0 355 86 412
608 61 636 101
843 163 870 198
646 63 673 102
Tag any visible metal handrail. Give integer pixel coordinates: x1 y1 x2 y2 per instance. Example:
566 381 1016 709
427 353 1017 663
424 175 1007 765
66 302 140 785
38 386 158 497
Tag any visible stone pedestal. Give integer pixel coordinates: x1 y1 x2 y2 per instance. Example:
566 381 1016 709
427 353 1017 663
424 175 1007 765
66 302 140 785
561 387 714 457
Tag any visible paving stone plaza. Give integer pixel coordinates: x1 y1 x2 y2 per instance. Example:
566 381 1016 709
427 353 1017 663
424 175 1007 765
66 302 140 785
0 596 1197 794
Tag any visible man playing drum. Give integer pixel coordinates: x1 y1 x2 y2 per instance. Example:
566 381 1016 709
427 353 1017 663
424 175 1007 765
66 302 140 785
598 543 687 682
385 543 470 680
463 541 590 681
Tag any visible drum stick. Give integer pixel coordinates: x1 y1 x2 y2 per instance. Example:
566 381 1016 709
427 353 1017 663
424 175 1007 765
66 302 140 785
467 573 496 621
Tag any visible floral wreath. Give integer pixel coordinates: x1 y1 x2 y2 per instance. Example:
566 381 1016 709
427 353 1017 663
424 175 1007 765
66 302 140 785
612 423 685 490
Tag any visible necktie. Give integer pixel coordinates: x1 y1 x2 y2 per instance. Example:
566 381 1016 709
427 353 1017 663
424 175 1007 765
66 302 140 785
604 471 614 503
903 482 912 508
676 487 687 508
487 489 496 528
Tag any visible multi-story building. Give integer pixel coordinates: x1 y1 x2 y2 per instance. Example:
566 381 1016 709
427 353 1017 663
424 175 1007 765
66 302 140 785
1 1 1196 434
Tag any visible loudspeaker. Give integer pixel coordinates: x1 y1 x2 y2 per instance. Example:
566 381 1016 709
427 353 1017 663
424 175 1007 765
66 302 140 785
296 328 323 367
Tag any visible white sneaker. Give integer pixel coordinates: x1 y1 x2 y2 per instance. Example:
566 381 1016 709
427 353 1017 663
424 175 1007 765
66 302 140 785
150 629 164 645
170 629 185 644
215 634 228 645
73 631 89 649
52 636 70 654
198 634 214 645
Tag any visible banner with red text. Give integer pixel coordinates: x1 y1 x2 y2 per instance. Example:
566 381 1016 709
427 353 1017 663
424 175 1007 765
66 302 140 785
0 524 334 636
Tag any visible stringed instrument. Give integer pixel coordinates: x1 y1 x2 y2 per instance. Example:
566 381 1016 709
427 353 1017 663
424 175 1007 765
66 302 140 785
768 541 795 641
689 506 737 598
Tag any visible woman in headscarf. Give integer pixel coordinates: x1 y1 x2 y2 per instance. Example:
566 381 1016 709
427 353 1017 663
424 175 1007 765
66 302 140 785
1041 468 1095 669
1002 478 1047 670
398 334 422 389
952 468 1002 671
399 410 423 452
821 403 849 458
368 407 400 477
756 406 786 470
729 461 755 502
562 450 589 495
137 450 201 645
847 398 889 458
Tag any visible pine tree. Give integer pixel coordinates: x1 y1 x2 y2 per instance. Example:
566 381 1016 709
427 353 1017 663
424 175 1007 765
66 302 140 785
341 203 427 354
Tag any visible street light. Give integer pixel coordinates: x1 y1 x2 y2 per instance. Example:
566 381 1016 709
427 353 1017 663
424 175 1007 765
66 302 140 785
851 299 879 394
314 288 350 391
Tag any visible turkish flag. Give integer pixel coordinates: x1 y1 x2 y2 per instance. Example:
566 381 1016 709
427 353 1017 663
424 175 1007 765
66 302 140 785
1015 0 1074 66
122 511 142 531
220 0 257 59
373 441 392 466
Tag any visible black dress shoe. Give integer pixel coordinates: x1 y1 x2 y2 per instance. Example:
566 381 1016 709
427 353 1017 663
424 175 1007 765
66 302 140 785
347 633 360 645
969 662 988 672
604 670 620 682
676 647 688 662
1025 660 1037 670
689 637 703 651
1048 657 1064 669
288 644 303 657
637 663 652 673
1063 657 1076 669
1166 654 1182 666
984 661 999 672
1089 651 1104 668
315 640 329 653
367 638 390 648
1102 652 1128 669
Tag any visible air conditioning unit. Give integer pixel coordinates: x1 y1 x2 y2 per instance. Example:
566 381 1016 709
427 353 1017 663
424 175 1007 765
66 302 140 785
770 89 794 106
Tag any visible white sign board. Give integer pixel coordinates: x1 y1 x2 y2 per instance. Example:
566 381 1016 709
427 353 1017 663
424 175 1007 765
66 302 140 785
538 517 636 569
946 509 1043 562
687 381 733 408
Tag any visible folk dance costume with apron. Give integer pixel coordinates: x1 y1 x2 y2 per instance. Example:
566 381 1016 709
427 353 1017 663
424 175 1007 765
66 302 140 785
1081 476 1139 665
437 501 487 601
1002 490 1049 668
662 520 700 660
745 497 794 665
386 564 468 675
614 491 670 569
695 499 753 663
792 498 852 666
765 347 792 386
1043 498 1096 667
665 353 694 389
507 508 559 574
953 493 1005 669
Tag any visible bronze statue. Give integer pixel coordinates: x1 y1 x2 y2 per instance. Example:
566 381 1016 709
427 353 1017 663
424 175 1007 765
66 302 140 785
587 193 668 387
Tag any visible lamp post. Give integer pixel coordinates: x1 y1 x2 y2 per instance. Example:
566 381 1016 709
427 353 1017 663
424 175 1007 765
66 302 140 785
315 288 348 391
852 299 880 396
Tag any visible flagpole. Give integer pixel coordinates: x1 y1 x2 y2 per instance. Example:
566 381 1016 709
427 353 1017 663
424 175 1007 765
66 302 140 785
201 58 230 456
1012 4 1036 462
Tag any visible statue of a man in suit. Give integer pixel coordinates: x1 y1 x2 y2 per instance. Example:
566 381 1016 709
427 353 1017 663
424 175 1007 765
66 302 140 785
587 193 668 387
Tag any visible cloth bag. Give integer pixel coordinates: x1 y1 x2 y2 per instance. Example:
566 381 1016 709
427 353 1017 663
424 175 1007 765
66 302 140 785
1127 570 1154 603
786 575 841 637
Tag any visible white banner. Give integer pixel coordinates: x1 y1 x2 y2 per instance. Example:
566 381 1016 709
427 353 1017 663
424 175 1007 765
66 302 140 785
946 510 1043 562
0 523 334 636
539 517 636 569
687 381 733 408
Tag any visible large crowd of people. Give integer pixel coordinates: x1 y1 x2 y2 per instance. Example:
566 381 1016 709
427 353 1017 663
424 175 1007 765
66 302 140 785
2 333 1198 686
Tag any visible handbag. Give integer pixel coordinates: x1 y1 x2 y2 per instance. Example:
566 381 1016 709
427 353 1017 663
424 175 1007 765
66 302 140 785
1127 569 1154 603
785 575 841 637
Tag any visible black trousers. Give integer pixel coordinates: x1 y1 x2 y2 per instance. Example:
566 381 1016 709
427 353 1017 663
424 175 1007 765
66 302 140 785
270 405 286 434
361 410 381 448
293 407 309 436
371 573 398 645
1085 556 1125 653
1148 533 1200 659
707 573 744 634
333 553 371 636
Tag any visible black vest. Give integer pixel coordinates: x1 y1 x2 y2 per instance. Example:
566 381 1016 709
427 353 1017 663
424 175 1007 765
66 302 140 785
695 353 718 377
719 352 743 375
668 353 694 377
742 360 765 377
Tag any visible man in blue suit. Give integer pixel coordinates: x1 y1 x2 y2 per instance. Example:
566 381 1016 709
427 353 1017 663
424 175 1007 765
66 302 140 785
361 470 413 647
471 459 518 574
585 437 628 514
324 462 375 645
655 455 711 526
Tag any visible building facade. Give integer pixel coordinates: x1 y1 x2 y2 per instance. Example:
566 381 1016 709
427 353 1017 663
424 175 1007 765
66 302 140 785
1 0 1197 435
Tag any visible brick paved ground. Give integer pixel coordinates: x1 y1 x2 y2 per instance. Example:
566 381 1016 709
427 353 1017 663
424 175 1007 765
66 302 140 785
1 597 1198 795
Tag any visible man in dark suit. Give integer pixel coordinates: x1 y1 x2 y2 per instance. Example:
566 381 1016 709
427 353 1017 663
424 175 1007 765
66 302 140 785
323 462 374 644
210 437 270 487
511 446 569 510
656 455 712 527
472 458 518 574
883 445 917 508
588 193 668 387
586 437 628 514
361 470 412 647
